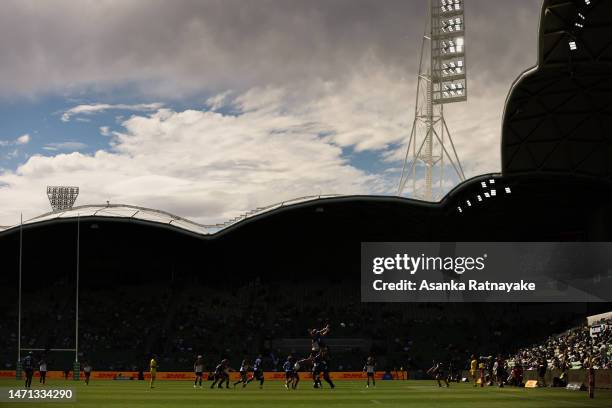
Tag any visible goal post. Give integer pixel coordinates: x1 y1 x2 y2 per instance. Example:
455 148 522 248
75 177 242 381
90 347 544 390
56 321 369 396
16 214 81 381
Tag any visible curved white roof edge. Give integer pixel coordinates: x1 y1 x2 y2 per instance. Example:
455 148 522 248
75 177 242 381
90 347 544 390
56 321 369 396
0 194 344 236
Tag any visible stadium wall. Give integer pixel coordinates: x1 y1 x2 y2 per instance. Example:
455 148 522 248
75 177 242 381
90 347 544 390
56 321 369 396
0 371 392 382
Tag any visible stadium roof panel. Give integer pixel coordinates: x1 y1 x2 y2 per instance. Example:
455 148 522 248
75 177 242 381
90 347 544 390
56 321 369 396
0 195 346 236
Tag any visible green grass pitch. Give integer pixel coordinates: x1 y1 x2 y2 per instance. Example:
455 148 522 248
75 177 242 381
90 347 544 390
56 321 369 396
0 379 611 407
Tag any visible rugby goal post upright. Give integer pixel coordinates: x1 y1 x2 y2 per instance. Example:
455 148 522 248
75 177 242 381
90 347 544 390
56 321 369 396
397 0 467 201
16 212 81 380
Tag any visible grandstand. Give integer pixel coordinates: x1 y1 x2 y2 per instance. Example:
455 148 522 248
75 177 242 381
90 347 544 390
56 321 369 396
0 0 612 396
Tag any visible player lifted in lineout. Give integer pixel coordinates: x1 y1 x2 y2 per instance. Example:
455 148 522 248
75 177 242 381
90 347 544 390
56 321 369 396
233 359 251 388
363 356 376 388
193 355 204 388
309 324 331 353
149 355 158 389
246 354 265 388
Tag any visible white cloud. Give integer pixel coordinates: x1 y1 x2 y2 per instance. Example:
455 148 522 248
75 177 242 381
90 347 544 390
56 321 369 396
99 126 110 136
43 141 88 151
0 86 382 226
205 90 234 111
0 58 511 226
16 134 30 145
61 103 164 122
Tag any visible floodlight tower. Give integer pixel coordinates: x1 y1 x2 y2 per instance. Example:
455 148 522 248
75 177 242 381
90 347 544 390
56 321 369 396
47 186 79 211
397 0 467 201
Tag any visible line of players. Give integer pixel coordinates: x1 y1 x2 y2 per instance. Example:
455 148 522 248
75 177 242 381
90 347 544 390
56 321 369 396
20 352 94 388
427 355 512 388
187 324 377 390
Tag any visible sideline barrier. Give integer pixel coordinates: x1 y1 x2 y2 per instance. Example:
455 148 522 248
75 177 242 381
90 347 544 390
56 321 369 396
5 369 610 387
459 369 611 390
0 370 388 381
522 369 612 390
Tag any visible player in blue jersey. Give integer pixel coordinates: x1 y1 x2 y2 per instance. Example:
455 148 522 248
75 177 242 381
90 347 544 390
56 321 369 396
246 354 264 388
22 352 35 388
283 356 297 390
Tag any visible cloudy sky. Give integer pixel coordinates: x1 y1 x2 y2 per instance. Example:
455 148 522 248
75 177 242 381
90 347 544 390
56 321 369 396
0 0 543 226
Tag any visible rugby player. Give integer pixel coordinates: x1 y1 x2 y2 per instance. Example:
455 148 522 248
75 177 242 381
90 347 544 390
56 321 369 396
38 357 47 385
83 361 92 385
246 354 264 389
193 355 204 388
283 356 296 390
22 352 34 388
363 356 376 388
427 361 449 388
469 355 478 387
234 359 251 388
149 355 158 389
309 324 330 353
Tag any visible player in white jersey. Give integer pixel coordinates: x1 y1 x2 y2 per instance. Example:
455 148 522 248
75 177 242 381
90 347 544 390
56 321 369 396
193 355 204 388
39 358 48 385
234 359 251 388
363 356 376 388
83 362 92 385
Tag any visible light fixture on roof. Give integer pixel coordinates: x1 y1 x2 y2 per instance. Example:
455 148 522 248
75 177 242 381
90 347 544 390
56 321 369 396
481 182 487 188
47 186 79 212
569 41 577 51
457 206 463 213
477 195 483 202
505 187 512 194
489 179 495 184
491 189 497 197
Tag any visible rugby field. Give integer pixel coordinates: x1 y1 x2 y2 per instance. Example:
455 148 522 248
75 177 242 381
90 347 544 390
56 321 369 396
0 379 611 407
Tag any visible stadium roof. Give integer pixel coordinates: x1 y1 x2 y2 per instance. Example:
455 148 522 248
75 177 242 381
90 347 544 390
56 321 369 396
0 195 344 236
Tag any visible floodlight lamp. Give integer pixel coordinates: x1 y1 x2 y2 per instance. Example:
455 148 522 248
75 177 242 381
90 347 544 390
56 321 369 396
569 41 577 50
47 186 80 211
505 187 512 194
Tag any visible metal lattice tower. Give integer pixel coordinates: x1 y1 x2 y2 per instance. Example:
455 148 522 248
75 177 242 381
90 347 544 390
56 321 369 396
398 0 467 201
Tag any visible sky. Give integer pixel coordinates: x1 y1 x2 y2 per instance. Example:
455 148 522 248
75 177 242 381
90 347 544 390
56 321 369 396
0 0 543 226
